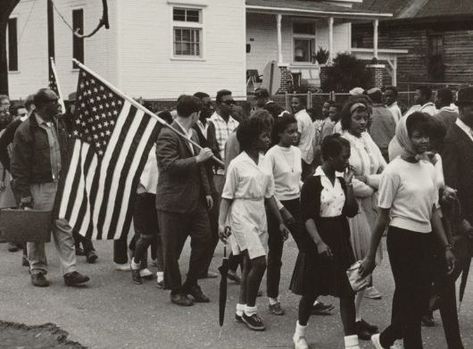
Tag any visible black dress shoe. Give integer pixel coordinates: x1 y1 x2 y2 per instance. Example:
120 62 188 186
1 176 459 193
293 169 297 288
64 271 90 286
355 320 378 340
8 242 19 252
85 250 98 264
131 269 142 285
22 256 30 267
186 285 210 303
170 293 194 306
31 273 49 287
357 319 378 333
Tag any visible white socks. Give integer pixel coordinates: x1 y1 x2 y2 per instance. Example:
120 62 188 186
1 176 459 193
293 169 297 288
344 335 360 349
156 271 164 283
294 321 307 338
244 305 257 316
130 258 140 270
236 303 245 317
355 290 364 322
268 297 279 305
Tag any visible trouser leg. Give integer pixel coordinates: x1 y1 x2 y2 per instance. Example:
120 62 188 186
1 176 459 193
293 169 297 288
113 239 128 264
199 191 219 277
53 218 77 275
266 210 284 299
27 241 47 275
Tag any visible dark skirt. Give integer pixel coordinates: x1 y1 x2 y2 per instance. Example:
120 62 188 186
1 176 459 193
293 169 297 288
290 216 355 298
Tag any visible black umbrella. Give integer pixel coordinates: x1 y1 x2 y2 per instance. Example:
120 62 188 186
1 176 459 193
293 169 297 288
218 237 230 327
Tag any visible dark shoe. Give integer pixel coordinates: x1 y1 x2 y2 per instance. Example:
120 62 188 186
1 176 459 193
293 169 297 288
31 273 49 287
268 302 285 315
8 242 19 252
156 280 164 289
186 285 210 303
227 270 241 284
357 319 378 333
85 250 98 264
170 293 194 306
131 268 142 285
64 271 90 286
421 314 435 327
356 326 372 341
235 313 244 323
139 268 154 280
198 271 219 279
75 246 85 256
242 313 265 331
22 256 29 267
311 301 334 315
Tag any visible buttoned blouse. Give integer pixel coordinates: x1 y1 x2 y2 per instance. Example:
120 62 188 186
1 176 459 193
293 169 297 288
314 166 346 217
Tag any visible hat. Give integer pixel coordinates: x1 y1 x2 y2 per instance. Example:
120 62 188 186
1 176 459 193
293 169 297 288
254 88 269 99
456 87 473 106
349 87 365 96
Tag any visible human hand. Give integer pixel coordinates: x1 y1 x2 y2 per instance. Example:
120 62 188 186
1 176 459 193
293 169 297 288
280 207 295 226
206 195 214 210
445 249 456 275
344 165 355 185
359 257 376 278
196 147 213 163
279 223 290 241
219 225 231 243
316 241 333 259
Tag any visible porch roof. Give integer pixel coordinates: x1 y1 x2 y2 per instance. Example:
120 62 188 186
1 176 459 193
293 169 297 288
246 0 392 19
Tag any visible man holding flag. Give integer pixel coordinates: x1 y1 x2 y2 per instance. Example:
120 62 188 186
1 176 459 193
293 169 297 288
11 88 90 287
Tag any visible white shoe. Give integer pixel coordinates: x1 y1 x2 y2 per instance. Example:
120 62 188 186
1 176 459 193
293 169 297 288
365 286 382 300
293 335 309 349
371 334 384 349
390 340 404 349
344 335 360 349
139 268 153 278
114 263 131 271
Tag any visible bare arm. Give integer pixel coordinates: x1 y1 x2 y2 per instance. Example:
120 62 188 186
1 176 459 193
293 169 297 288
431 207 456 274
360 208 390 276
266 196 291 240
218 198 233 242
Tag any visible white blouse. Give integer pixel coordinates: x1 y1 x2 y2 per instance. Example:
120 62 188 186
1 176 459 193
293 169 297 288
315 166 346 218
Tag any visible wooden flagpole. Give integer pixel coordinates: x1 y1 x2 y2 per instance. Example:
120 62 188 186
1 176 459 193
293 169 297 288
50 57 66 113
72 59 224 167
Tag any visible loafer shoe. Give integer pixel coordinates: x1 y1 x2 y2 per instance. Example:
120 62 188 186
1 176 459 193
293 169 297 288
31 273 49 287
171 293 194 306
131 268 142 285
268 302 285 315
85 250 98 264
186 285 210 303
64 271 90 286
242 313 265 331
227 270 241 284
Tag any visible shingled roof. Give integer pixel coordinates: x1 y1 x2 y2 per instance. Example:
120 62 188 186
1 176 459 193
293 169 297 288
356 0 473 19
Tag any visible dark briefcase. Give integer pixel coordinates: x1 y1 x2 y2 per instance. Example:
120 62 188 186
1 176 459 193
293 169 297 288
0 209 52 243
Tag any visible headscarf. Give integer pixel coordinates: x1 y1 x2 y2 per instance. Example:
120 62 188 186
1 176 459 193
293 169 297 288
388 114 416 161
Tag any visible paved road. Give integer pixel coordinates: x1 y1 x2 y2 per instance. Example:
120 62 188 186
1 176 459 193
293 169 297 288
1 237 472 349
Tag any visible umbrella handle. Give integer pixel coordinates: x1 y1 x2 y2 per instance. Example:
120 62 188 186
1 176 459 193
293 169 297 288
224 244 227 258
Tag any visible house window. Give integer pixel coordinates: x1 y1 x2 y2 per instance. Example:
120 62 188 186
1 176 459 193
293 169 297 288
173 7 202 58
293 22 315 63
72 9 84 68
7 18 18 71
428 35 444 56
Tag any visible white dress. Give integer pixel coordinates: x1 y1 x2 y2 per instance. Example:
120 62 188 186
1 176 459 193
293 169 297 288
342 131 387 263
222 152 275 259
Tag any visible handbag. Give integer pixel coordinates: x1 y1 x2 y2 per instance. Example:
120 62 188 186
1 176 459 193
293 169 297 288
346 260 371 292
0 209 52 242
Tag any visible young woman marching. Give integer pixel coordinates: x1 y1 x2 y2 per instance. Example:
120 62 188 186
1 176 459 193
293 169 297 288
218 116 291 331
360 112 455 349
261 114 303 315
290 134 360 349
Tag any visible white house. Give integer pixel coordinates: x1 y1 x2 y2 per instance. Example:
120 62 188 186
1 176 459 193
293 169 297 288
6 0 393 101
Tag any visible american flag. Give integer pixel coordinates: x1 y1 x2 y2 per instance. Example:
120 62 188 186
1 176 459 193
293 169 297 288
49 57 66 112
58 67 160 240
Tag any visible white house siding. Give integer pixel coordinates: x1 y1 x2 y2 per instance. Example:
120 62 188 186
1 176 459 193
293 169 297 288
246 13 351 75
116 0 247 100
8 0 119 100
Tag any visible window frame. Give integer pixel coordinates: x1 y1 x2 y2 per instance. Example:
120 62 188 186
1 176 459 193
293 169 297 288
7 17 19 72
292 20 317 65
72 8 85 69
169 4 205 61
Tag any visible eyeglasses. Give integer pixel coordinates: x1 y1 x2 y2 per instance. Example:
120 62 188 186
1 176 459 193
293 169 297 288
222 100 235 106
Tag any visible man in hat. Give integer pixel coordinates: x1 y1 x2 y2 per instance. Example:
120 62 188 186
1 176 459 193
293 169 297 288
367 87 396 161
11 88 90 287
439 86 473 349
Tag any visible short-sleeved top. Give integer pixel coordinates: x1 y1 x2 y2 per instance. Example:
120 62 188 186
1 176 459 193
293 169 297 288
295 109 315 164
261 145 302 201
222 152 274 201
378 157 439 233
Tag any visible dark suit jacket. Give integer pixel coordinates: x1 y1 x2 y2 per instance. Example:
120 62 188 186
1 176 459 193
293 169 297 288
156 121 210 213
193 120 219 195
441 123 473 225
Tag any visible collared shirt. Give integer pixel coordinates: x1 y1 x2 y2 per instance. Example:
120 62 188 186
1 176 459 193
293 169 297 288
405 102 437 117
387 102 402 125
295 109 315 164
314 166 345 218
34 113 61 181
210 112 239 161
456 118 473 143
174 119 194 155
196 120 209 140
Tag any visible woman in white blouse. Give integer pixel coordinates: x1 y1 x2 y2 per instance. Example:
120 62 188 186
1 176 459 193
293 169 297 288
340 97 387 340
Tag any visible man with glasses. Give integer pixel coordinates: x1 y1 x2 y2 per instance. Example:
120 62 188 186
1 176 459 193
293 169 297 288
11 88 90 287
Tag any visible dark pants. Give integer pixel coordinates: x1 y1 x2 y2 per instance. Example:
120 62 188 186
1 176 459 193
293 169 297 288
73 231 95 252
158 202 211 294
380 227 433 349
301 161 314 181
267 198 302 299
133 193 164 271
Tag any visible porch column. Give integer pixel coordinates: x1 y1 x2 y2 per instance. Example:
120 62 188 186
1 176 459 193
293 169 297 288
276 14 283 65
328 17 334 63
373 19 379 59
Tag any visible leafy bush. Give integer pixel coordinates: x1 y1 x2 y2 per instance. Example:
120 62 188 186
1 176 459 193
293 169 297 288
322 53 370 92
